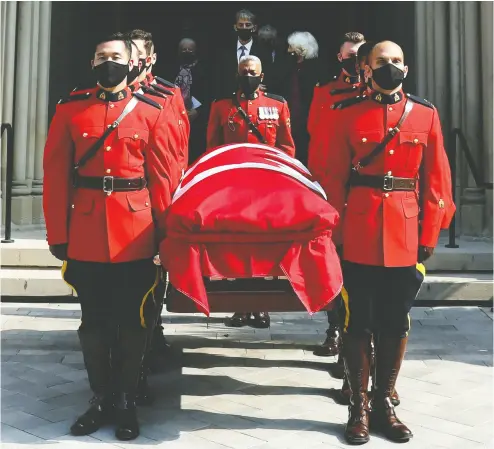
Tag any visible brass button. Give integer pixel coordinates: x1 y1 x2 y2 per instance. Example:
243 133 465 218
248 101 253 105
388 107 393 111
106 169 111 174
388 128 393 132
145 202 149 207
82 132 88 137
106 192 112 196
384 193 390 198
361 137 367 143
105 146 111 152
109 103 114 109
71 204 75 209
248 114 252 118
248 130 253 133
107 124 112 128
387 171 392 176
413 138 419 144
389 150 395 155
133 133 139 139
182 110 186 115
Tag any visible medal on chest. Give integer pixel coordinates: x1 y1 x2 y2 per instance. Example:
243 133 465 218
258 106 279 120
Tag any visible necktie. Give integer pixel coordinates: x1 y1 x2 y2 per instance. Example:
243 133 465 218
239 45 247 59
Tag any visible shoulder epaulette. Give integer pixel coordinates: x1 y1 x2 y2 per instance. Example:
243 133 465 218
58 91 92 104
331 95 368 110
151 83 174 96
406 93 434 109
213 93 234 103
133 92 163 110
140 84 166 99
155 76 177 89
330 85 359 96
264 92 286 103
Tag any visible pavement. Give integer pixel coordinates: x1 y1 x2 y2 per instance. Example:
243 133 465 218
1 304 493 449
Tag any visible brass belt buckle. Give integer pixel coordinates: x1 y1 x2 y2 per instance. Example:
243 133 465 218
103 176 114 193
383 175 394 191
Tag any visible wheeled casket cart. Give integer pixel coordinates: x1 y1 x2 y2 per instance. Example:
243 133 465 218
161 143 343 315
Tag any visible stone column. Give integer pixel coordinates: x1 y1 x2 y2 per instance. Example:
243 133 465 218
1 2 17 226
26 1 40 183
32 2 52 224
12 1 34 224
459 2 485 236
480 2 493 236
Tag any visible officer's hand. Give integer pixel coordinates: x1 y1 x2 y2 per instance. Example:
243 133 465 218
259 84 267 92
49 243 68 261
187 109 198 122
418 245 434 263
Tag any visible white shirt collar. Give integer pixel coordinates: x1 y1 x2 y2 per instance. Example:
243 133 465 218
237 39 253 53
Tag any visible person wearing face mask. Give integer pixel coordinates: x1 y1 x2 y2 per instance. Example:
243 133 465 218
172 37 210 164
127 29 190 177
43 32 181 441
308 33 364 368
207 54 295 329
308 32 365 143
257 24 284 94
277 31 321 167
212 9 261 99
317 41 455 445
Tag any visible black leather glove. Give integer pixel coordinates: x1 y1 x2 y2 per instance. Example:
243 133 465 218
418 245 434 263
49 243 68 261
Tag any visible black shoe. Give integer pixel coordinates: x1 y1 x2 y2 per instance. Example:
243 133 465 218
314 324 341 357
226 312 250 327
251 312 270 329
70 394 114 436
115 393 139 441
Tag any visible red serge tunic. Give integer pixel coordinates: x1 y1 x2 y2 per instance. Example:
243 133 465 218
160 143 343 316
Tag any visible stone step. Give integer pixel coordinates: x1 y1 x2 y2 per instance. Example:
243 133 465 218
1 268 492 304
1 236 493 271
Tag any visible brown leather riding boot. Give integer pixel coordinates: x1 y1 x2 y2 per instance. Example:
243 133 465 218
372 335 412 442
343 333 371 445
369 336 400 406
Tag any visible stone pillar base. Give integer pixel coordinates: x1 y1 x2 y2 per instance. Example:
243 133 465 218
460 187 486 236
11 196 33 225
32 195 45 225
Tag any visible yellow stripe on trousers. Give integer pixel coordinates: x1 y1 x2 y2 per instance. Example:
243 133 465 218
61 260 78 296
140 267 160 329
341 286 350 333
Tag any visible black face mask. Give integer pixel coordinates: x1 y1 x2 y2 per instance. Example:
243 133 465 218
128 58 146 83
93 61 129 88
372 63 405 90
238 75 261 96
341 56 358 76
259 38 276 50
237 28 253 41
179 52 196 65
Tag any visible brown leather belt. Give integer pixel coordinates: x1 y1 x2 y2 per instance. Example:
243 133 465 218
73 175 147 193
350 173 417 191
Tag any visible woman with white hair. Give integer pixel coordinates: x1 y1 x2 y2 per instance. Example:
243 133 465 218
278 31 322 166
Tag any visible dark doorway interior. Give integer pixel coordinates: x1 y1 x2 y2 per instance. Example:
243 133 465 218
48 1 416 118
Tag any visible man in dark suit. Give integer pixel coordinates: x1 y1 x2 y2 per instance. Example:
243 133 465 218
257 24 286 94
212 9 261 98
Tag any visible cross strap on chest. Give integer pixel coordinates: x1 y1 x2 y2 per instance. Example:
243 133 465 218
352 100 414 172
231 94 267 145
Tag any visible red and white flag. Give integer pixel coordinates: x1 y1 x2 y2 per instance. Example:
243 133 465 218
160 143 343 315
